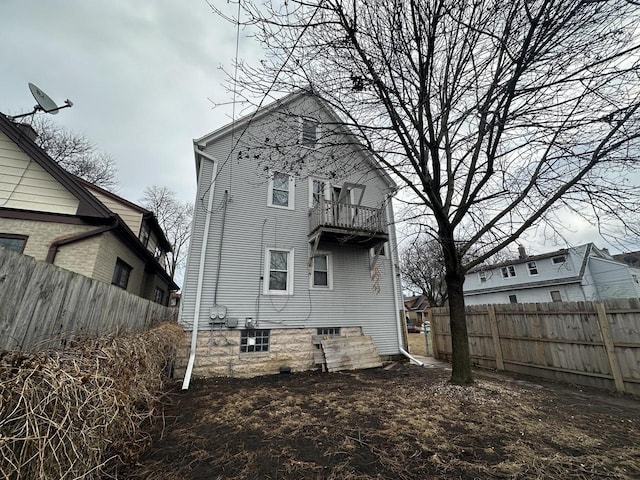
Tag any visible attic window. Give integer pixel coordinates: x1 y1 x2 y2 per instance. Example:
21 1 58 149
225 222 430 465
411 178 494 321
301 119 318 147
501 265 516 278
478 271 487 283
552 255 566 264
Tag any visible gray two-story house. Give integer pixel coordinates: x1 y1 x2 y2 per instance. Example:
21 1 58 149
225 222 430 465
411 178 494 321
464 243 640 305
178 92 405 379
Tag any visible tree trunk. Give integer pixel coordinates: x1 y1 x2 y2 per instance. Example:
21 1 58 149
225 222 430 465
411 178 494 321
445 270 473 384
440 226 473 385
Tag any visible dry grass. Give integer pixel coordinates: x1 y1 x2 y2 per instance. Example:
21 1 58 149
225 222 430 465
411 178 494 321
129 363 640 480
0 322 184 480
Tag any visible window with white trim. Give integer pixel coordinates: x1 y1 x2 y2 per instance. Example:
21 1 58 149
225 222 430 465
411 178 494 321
478 271 487 283
501 265 517 278
301 118 319 147
550 290 562 302
309 178 328 207
311 252 333 289
317 327 340 336
527 261 538 275
264 248 294 295
268 171 295 210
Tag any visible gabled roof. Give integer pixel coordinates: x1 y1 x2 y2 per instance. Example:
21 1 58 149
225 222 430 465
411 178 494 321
193 90 397 190
0 113 113 220
0 113 178 290
75 177 172 252
404 295 430 312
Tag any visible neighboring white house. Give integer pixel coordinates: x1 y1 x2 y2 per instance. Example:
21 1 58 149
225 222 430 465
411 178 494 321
178 91 405 378
464 243 640 305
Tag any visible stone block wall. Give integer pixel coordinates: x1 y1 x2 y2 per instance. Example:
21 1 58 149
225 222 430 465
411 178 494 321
175 326 364 378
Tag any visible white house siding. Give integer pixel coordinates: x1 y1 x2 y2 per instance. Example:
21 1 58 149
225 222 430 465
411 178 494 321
464 282 586 305
587 257 640 299
180 96 402 369
0 132 79 214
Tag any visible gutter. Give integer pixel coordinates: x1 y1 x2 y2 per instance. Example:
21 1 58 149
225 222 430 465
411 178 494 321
182 155 217 390
46 219 118 264
386 195 425 367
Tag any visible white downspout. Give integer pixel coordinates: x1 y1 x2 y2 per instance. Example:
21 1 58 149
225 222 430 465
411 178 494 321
386 194 425 367
182 156 218 390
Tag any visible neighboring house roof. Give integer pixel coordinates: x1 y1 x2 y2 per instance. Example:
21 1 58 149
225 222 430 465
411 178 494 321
613 251 640 267
0 113 178 291
74 176 172 252
404 295 430 312
193 89 397 191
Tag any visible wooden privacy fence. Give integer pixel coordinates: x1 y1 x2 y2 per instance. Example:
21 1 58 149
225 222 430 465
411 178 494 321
429 299 640 395
0 247 178 352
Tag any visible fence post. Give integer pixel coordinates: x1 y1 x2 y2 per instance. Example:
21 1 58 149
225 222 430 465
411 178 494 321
487 304 504 371
595 302 625 393
428 308 439 359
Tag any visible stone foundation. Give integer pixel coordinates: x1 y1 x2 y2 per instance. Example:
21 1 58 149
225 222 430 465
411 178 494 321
175 326 364 378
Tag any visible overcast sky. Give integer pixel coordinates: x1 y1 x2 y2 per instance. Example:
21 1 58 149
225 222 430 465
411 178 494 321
0 0 250 206
1 1 636 255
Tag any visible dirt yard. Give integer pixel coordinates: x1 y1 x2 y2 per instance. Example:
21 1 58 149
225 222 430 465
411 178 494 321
125 362 639 480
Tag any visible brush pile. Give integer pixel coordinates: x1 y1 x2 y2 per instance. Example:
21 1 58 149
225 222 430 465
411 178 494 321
0 322 185 480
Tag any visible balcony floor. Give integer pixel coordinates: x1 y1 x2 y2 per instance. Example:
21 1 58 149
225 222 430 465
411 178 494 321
309 225 389 248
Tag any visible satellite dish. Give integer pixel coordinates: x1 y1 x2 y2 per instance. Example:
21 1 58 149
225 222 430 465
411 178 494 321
8 83 73 121
28 82 60 114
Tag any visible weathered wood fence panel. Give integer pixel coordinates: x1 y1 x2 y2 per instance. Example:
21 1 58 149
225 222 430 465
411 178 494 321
429 298 640 395
0 247 178 352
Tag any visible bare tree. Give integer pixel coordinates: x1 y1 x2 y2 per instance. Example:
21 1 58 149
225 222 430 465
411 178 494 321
29 117 118 190
401 238 447 307
223 0 640 383
140 185 193 285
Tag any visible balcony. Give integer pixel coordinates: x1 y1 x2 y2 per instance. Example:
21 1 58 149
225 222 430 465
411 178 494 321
308 199 389 248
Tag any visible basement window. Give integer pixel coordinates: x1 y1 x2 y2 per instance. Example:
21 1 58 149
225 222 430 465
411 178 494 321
240 329 270 353
317 327 340 336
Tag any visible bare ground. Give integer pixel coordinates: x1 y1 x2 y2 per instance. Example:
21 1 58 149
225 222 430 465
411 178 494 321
123 361 639 480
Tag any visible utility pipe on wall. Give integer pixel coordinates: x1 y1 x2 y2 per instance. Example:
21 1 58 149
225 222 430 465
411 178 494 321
182 158 218 390
386 194 425 367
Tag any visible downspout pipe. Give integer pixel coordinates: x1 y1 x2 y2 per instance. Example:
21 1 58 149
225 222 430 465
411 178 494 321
182 157 217 390
386 194 425 367
46 219 119 264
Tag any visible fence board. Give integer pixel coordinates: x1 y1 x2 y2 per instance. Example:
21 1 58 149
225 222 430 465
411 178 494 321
431 299 640 395
0 247 177 352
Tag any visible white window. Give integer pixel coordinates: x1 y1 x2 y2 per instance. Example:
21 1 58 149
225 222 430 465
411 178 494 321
501 265 517 278
264 248 294 295
301 118 319 147
527 261 538 275
267 171 295 209
309 178 329 207
478 271 487 283
550 290 562 302
310 252 333 289
552 255 566 265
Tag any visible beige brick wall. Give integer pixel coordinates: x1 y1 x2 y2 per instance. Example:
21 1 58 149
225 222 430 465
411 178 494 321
92 231 147 296
0 217 95 262
175 326 363 378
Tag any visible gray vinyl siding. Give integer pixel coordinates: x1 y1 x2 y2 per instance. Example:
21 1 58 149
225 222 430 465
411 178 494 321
180 95 402 355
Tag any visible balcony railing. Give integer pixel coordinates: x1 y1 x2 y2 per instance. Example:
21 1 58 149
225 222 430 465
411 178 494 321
309 199 388 237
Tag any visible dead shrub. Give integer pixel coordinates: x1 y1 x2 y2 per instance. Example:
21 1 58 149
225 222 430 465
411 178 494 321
0 322 185 480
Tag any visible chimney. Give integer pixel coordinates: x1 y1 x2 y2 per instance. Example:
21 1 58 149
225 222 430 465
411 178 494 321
15 123 38 142
518 244 527 259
